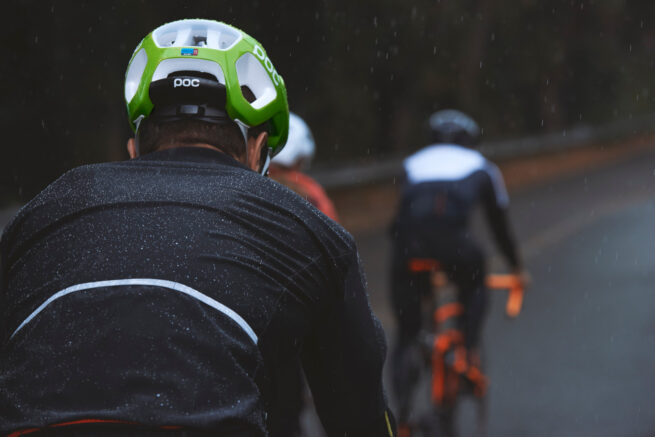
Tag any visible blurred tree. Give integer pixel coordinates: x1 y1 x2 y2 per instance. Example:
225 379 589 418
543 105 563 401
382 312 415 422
2 0 655 201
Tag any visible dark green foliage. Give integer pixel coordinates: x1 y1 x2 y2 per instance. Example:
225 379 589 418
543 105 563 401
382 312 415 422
1 0 654 200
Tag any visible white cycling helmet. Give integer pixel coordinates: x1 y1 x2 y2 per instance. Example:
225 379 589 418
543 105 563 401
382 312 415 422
271 112 315 167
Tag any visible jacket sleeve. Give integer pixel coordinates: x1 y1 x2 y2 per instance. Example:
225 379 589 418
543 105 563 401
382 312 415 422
301 248 396 437
0 228 10 341
480 163 521 268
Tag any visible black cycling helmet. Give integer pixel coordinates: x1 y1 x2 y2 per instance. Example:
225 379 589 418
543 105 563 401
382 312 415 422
429 109 481 146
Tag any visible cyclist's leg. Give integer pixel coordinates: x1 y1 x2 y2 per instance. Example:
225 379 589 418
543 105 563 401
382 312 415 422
391 254 425 343
390 238 428 422
449 239 487 350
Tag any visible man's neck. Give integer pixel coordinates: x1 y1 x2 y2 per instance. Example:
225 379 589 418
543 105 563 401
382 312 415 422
156 143 224 153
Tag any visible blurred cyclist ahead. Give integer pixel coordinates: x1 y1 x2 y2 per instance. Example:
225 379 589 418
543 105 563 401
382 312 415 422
269 113 339 222
389 109 527 424
0 19 395 436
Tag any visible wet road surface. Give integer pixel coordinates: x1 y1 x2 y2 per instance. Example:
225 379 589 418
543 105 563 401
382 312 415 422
353 145 655 436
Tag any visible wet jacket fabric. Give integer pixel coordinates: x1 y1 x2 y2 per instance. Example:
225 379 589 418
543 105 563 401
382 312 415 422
0 147 394 436
268 167 339 222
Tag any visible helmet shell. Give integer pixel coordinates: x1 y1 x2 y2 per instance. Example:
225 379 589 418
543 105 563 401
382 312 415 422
124 19 289 152
271 113 315 167
429 109 480 146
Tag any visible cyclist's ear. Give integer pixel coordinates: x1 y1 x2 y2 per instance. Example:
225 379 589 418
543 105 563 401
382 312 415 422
246 131 269 172
127 138 138 159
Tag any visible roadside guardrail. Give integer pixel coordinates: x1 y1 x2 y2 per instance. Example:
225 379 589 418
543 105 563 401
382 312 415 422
311 112 655 190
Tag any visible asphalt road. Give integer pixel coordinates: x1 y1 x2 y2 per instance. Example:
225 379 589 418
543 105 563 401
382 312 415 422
353 145 655 436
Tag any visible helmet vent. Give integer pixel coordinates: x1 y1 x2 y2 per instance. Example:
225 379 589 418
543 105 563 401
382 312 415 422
235 52 276 110
152 20 242 51
125 48 148 103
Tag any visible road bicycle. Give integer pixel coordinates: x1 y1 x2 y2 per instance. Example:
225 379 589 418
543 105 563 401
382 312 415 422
397 258 525 437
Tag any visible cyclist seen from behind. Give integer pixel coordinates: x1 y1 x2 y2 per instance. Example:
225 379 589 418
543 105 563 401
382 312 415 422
0 19 395 437
269 112 339 222
390 109 527 425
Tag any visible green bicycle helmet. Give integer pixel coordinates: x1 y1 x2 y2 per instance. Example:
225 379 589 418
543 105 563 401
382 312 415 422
124 19 289 153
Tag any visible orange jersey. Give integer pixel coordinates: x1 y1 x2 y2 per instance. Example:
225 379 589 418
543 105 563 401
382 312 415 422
269 167 339 222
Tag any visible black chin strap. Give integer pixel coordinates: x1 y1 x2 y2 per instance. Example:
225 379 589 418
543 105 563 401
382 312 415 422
260 148 272 176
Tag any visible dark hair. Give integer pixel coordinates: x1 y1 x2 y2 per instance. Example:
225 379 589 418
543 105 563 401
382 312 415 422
137 118 246 157
136 86 267 157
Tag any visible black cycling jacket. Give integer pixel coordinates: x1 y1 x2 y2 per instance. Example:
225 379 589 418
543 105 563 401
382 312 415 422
392 143 519 268
0 147 395 436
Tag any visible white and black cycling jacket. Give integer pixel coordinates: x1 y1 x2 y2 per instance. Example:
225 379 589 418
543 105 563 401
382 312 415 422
0 147 394 436
393 143 519 267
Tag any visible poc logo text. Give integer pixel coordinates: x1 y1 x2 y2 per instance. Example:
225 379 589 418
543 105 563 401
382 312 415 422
173 78 200 88
253 45 282 86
